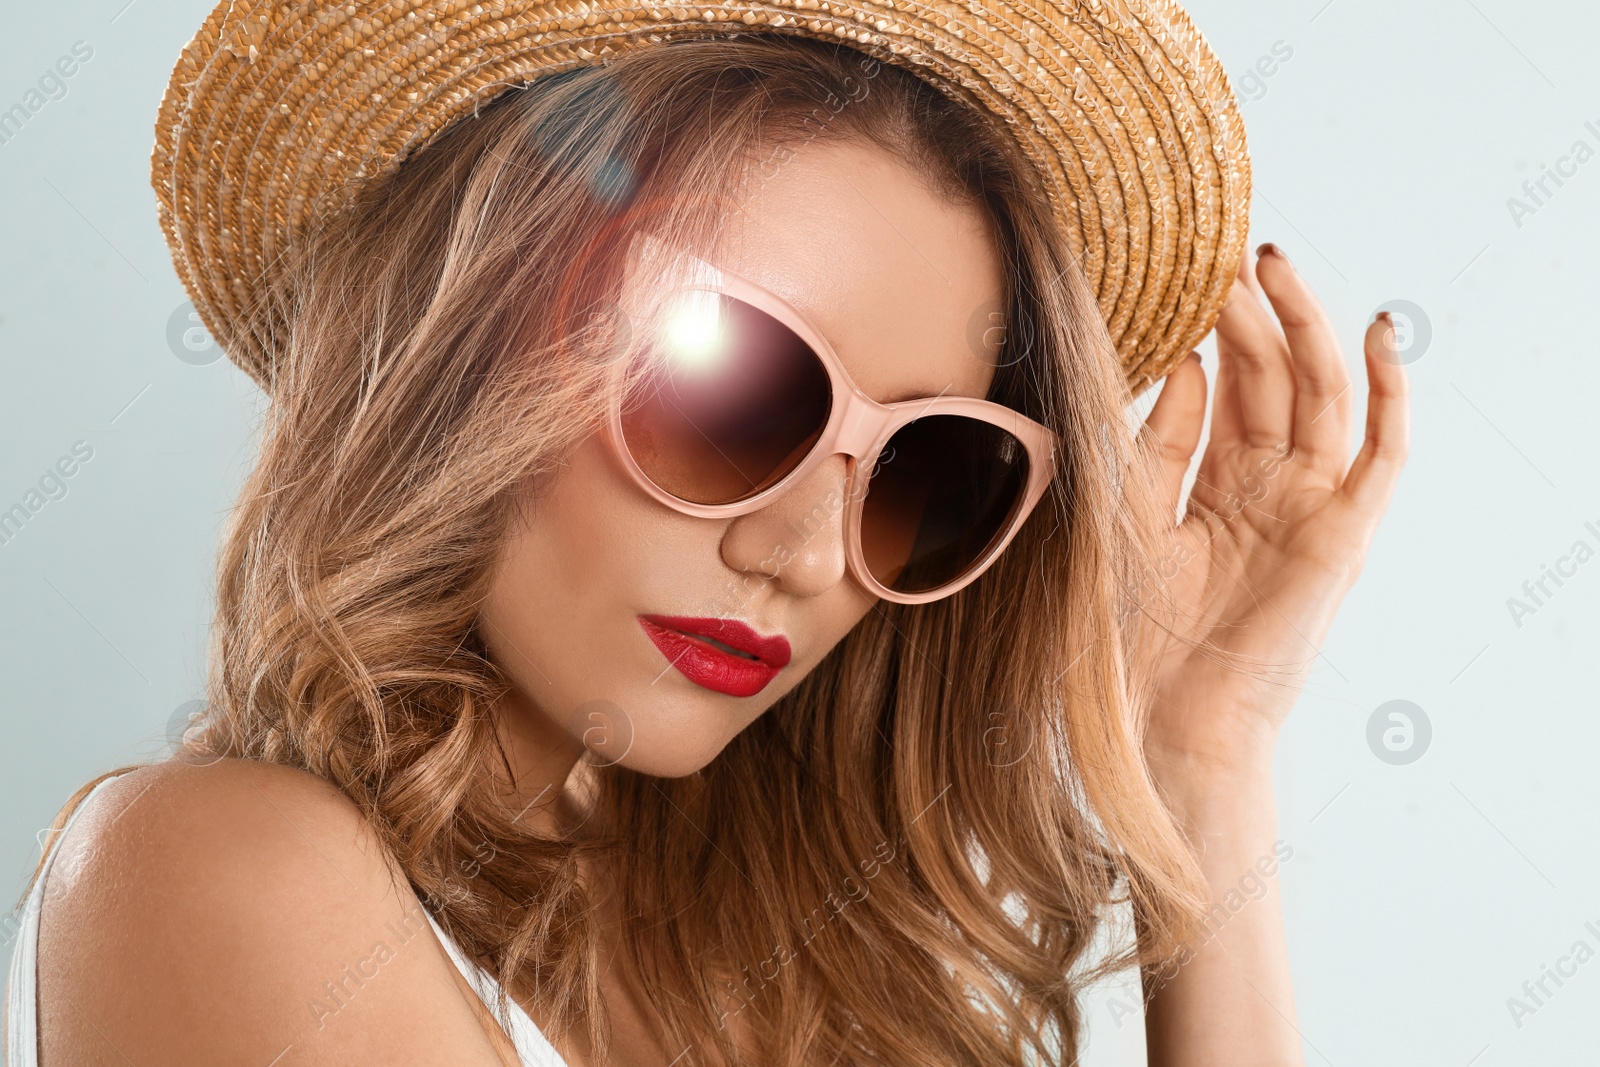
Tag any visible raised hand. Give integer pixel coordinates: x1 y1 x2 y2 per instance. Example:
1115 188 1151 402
1133 243 1411 1066
1135 242 1411 777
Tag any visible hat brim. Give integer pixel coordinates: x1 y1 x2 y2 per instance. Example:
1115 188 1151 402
152 0 1250 394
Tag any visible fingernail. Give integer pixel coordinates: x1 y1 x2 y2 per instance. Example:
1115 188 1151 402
1256 242 1284 261
1376 310 1393 326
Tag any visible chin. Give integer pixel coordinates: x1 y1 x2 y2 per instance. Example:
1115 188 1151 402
563 673 795 779
597 699 762 778
611 738 734 779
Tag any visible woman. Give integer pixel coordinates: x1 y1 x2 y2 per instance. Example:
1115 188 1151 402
6 6 1407 1066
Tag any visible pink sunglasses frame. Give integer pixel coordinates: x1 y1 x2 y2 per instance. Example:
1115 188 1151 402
600 258 1062 605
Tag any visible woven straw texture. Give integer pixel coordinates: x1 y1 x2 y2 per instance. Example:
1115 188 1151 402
152 0 1250 394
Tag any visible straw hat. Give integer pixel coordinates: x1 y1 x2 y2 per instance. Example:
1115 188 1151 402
152 0 1250 395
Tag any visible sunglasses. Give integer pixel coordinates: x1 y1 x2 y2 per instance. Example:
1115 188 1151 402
601 253 1061 604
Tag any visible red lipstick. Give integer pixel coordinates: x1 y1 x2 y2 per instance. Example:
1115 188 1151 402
637 615 792 697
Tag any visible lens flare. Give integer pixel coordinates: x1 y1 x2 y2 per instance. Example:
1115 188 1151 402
659 289 727 372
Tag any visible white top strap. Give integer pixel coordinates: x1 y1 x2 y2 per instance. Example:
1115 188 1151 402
418 906 570 1067
5 774 125 1067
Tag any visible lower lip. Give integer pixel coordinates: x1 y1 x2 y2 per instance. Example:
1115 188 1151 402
636 617 782 697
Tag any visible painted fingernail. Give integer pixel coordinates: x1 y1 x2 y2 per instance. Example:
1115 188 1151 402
1376 310 1394 326
1256 241 1284 261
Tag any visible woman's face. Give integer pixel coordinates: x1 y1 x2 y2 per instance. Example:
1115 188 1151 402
478 138 1003 780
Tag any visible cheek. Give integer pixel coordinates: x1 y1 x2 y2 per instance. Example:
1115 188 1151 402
498 435 660 614
477 431 881 776
541 439 648 579
765 585 878 693
485 431 767 700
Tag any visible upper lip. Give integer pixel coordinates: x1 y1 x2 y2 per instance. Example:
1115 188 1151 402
638 614 793 669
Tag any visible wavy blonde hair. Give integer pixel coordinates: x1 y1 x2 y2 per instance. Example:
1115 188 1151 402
35 35 1206 1066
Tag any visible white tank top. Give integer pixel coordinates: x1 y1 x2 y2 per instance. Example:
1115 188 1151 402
4 773 569 1067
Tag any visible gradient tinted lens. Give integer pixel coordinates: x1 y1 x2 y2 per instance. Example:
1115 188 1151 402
860 414 1030 595
620 291 832 505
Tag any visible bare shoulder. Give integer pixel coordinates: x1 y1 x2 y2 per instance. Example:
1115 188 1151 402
36 758 512 1066
40 758 396 926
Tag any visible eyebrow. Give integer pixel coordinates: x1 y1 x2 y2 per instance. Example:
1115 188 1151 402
880 382 957 406
695 258 973 408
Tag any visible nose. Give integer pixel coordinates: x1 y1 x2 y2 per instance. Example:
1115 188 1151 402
720 454 853 599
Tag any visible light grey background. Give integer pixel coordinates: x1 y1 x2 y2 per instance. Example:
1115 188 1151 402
3 2 1596 1064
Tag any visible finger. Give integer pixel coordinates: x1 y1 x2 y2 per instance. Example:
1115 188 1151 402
1339 313 1411 515
1207 245 1280 449
1208 320 1244 446
1237 244 1267 305
1253 244 1354 468
1211 270 1295 447
1138 352 1207 513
